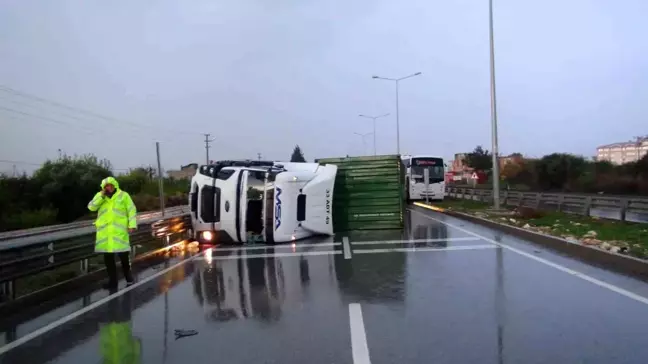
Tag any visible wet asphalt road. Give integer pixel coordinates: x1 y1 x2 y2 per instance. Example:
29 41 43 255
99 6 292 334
3 206 648 363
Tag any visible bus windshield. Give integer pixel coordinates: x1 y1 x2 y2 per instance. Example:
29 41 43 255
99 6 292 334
410 157 444 183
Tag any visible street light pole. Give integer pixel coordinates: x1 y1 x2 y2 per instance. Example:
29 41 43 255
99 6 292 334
353 132 373 156
489 0 501 210
373 72 422 155
359 113 390 155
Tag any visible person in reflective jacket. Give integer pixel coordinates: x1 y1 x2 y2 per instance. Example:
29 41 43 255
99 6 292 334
99 291 141 364
88 176 137 289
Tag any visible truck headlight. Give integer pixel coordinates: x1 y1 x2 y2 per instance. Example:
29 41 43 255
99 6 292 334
201 231 213 241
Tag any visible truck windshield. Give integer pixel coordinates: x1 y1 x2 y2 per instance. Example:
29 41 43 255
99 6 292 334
245 170 265 241
411 157 444 183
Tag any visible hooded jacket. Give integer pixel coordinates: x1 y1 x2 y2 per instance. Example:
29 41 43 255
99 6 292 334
87 177 137 253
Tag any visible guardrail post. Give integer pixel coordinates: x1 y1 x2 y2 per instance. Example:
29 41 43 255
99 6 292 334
620 199 628 222
502 190 508 206
1 280 15 301
535 193 542 209
584 196 593 217
557 195 564 212
79 259 89 275
83 294 91 307
3 327 17 343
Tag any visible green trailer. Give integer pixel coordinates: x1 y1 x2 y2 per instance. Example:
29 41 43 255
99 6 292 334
315 155 406 232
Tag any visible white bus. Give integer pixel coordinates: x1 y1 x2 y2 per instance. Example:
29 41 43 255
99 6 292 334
401 155 446 201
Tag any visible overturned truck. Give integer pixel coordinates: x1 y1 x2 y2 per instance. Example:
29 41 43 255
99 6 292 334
188 155 405 244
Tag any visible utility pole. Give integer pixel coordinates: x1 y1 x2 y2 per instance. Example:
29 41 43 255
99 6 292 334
204 134 215 164
156 142 166 217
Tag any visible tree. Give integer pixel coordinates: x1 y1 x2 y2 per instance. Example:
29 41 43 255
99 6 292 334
464 145 492 171
32 154 112 222
290 145 306 162
535 153 588 191
501 161 524 181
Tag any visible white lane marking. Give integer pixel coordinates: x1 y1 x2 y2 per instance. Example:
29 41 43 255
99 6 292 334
351 237 481 246
209 241 341 253
353 245 498 255
343 237 352 259
206 250 340 261
349 303 372 364
0 250 206 354
410 209 648 306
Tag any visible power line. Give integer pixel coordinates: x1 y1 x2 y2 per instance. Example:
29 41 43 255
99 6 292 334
0 158 130 171
0 107 191 144
0 159 41 166
0 105 101 135
0 84 202 136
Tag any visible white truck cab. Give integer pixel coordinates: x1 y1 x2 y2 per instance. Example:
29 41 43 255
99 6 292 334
189 160 337 244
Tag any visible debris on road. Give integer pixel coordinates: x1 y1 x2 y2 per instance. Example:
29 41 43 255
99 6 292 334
174 329 199 340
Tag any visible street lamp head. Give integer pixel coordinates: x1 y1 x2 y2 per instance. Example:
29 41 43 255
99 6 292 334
414 72 422 76
372 75 379 79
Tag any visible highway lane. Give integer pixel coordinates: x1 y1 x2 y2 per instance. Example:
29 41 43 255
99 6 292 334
2 207 648 363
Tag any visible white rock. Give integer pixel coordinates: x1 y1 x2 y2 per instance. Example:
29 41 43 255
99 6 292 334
509 218 517 223
610 246 621 253
565 236 579 244
583 230 597 238
600 242 611 250
523 223 531 229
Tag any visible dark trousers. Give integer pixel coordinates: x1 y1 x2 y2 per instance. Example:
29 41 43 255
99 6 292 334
103 252 134 287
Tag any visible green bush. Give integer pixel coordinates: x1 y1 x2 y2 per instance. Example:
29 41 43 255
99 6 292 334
1 208 58 231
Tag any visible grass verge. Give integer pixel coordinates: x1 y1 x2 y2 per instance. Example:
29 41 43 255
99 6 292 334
424 198 648 259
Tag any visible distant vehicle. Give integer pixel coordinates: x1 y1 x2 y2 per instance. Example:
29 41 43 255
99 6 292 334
401 155 446 201
189 160 337 244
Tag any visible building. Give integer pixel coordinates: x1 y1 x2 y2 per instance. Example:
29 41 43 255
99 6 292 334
499 153 524 169
448 153 475 182
446 152 525 184
597 136 648 165
167 163 198 180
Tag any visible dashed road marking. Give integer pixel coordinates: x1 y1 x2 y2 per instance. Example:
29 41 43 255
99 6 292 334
353 244 498 255
205 249 341 261
349 303 372 364
351 237 481 246
343 236 352 259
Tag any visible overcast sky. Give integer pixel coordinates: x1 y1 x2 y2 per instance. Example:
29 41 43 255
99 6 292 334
1 0 647 174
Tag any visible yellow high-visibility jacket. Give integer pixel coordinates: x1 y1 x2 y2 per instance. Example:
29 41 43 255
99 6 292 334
100 322 141 364
88 177 137 253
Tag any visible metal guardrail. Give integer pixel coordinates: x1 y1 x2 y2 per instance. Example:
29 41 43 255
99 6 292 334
446 187 648 223
0 206 190 253
0 205 187 241
0 213 192 302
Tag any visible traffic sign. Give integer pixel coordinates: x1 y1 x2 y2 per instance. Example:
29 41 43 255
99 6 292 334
471 172 478 180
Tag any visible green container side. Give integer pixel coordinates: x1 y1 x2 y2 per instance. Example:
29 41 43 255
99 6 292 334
317 154 405 233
